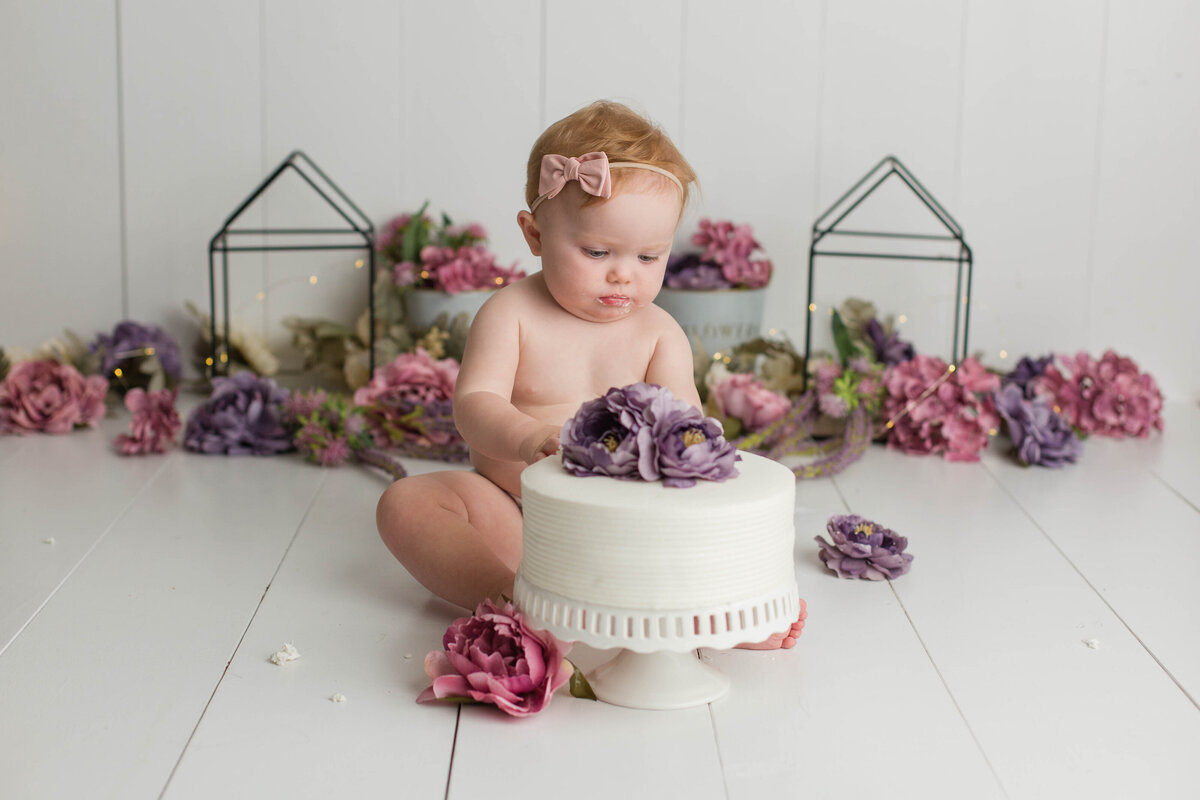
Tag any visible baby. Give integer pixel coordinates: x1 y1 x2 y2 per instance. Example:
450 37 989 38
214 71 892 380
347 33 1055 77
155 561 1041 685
377 100 805 649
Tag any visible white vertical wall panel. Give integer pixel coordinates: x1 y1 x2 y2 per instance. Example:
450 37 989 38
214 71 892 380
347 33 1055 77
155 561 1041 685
681 0 822 345
1089 0 1200 401
811 1 967 361
121 0 263 362
400 0 542 281
0 3 123 350
259 0 405 351
957 1 1106 370
544 1 685 162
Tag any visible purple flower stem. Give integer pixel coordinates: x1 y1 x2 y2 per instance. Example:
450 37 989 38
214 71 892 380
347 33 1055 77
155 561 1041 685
356 447 409 481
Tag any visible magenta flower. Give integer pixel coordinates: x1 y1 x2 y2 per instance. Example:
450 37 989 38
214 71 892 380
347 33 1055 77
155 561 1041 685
380 208 525 293
114 387 181 455
353 348 462 449
711 372 791 432
882 355 1000 461
815 514 913 580
417 599 573 717
666 218 772 290
1034 350 1163 438
0 360 108 434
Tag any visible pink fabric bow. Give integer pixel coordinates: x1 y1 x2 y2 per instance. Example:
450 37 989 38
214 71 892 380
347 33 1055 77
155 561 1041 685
538 152 612 203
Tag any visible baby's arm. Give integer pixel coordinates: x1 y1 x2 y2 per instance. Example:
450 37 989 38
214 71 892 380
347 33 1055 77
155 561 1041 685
645 314 703 409
453 291 559 464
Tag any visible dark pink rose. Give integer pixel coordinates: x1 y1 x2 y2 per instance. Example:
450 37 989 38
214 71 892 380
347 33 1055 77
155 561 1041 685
353 348 458 408
417 600 573 717
712 372 791 432
0 359 108 434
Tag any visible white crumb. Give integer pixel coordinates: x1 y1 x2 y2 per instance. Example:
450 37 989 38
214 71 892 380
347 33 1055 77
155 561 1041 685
1083 638 1100 650
403 653 413 660
43 537 56 545
330 692 346 704
270 642 301 665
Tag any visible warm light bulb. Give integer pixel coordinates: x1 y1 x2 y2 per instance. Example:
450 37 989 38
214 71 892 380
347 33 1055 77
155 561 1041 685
988 428 998 436
219 353 228 363
145 347 155 356
309 275 318 285
808 303 817 312
898 314 907 324
355 259 364 269
205 357 214 366
256 291 265 301
999 350 1008 359
420 270 430 280
113 368 123 378
493 277 503 285
712 352 723 360
948 364 957 373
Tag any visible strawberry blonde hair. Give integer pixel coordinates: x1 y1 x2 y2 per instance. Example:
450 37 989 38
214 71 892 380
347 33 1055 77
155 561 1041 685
525 100 697 211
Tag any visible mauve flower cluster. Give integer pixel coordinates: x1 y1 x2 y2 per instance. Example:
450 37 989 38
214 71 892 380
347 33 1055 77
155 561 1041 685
183 372 293 455
353 348 461 447
864 318 914 367
289 390 371 467
0 360 108 434
561 383 739 488
1002 354 1053 399
418 599 574 717
115 388 182 455
395 244 525 294
993 384 1082 468
90 320 183 391
882 355 1000 462
1033 350 1163 438
664 218 771 289
812 357 883 420
815 514 913 581
709 370 791 432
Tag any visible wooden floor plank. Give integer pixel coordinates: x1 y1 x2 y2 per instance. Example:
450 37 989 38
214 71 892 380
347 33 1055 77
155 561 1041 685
834 445 1200 799
0 416 166 654
162 462 462 799
1146 402 1200 509
0 452 326 799
706 476 1005 799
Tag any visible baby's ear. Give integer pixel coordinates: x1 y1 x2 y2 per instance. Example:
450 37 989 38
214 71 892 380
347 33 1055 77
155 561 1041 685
516 210 542 257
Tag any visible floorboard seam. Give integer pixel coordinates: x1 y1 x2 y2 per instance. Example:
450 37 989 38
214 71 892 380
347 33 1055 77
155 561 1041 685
156 469 330 799
1149 467 1200 515
0 453 173 658
444 706 461 800
707 699 732 799
981 460 1200 714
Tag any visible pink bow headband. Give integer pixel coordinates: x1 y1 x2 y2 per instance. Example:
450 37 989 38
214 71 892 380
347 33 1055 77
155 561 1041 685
530 152 684 212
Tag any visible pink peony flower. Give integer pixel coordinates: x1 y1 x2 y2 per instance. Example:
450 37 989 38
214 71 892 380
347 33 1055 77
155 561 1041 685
688 218 773 289
712 372 791 432
417 599 573 717
0 359 108 434
114 387 182 455
882 355 999 462
1034 350 1163 438
353 348 462 449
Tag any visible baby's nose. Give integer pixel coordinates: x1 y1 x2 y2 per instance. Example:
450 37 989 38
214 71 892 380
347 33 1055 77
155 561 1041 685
607 259 634 282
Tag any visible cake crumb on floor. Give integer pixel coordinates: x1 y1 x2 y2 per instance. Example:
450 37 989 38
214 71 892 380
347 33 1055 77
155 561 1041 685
270 642 301 665
330 693 346 704
1083 638 1100 650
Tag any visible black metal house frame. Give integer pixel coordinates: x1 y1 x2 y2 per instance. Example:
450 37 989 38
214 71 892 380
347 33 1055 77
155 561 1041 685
804 155 973 389
207 150 376 378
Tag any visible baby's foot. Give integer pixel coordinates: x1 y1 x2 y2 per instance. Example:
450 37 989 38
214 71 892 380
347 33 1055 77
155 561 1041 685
736 599 808 650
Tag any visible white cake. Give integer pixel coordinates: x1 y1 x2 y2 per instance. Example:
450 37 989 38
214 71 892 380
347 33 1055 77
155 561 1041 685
514 450 799 653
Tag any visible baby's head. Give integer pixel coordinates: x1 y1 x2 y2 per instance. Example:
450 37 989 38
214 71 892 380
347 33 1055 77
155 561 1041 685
524 101 696 215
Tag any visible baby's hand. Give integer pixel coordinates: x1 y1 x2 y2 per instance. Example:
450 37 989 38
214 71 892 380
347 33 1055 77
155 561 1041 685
520 427 561 464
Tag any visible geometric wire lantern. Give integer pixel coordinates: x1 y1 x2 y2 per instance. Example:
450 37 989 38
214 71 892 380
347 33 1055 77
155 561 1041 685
207 150 376 378
803 155 972 389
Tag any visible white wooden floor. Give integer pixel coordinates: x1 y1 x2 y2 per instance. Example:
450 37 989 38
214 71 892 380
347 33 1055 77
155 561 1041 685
1 401 1198 800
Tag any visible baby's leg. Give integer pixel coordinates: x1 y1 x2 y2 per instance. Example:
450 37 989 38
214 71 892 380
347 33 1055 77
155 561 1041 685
376 470 524 611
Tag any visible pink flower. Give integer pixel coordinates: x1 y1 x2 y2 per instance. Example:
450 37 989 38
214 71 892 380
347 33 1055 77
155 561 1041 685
1035 350 1163 438
689 218 772 289
712 373 791 432
0 360 108 434
114 387 182 455
882 355 999 461
354 348 458 408
417 599 573 717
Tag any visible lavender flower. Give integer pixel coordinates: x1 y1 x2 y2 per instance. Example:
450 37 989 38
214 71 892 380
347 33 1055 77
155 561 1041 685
560 390 642 479
663 254 733 290
1002 354 1053 399
184 372 293 455
993 383 1082 468
864 318 914 367
652 410 739 488
815 514 913 580
91 320 184 389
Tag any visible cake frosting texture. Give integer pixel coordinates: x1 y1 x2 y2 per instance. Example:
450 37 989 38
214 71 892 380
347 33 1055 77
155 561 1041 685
515 451 799 652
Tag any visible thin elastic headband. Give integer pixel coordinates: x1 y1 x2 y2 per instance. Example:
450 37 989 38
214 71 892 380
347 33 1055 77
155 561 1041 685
530 152 684 212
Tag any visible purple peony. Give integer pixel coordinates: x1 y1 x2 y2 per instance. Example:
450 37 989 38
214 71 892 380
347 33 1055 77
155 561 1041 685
1002 354 1053 399
993 383 1082 468
91 320 184 387
663 253 733 290
417 599 573 717
864 318 914 367
815 514 913 580
560 383 738 486
184 372 293 455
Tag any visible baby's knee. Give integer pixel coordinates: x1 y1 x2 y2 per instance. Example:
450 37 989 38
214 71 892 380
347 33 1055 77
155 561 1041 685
376 476 460 548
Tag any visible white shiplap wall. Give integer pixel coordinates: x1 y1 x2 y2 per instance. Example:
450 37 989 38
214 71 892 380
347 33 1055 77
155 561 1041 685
1 0 1196 399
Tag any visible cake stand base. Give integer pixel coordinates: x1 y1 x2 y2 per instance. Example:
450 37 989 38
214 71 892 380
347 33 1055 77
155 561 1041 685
588 648 730 710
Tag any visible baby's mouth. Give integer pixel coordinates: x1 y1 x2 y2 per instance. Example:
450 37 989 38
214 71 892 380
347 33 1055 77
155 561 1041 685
598 294 632 307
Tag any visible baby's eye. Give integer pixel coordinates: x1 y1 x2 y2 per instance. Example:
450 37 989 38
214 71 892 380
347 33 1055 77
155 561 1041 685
638 254 660 263
583 248 608 259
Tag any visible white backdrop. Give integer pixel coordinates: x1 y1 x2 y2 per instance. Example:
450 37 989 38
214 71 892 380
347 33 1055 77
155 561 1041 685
2 0 1196 400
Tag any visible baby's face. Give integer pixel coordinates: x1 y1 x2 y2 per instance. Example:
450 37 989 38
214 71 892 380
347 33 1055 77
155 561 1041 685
535 176 680 323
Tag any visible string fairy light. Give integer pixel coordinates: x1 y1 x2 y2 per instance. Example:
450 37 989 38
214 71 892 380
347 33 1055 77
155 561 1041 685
884 363 957 431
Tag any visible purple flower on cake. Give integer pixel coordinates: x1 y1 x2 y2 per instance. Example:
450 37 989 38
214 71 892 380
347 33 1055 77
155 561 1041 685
560 383 738 487
417 599 574 717
183 372 293 455
0 359 108 435
815 514 913 580
115 387 182 455
994 384 1082 468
